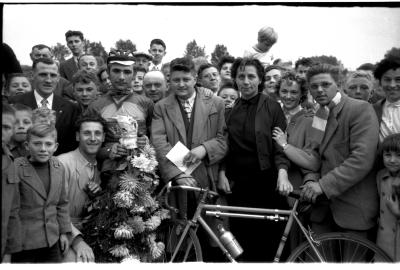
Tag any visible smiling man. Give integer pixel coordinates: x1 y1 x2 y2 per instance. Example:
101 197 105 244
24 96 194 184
143 70 167 103
9 57 79 155
57 113 106 263
60 30 85 82
197 63 221 93
301 63 379 243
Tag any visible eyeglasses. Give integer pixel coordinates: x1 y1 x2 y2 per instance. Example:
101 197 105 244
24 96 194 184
309 81 334 91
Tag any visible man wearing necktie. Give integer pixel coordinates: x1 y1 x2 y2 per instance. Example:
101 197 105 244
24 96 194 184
151 57 227 261
57 112 105 262
9 57 80 155
301 63 379 243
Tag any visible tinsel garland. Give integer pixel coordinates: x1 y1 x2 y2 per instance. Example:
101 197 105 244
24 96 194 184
80 144 170 263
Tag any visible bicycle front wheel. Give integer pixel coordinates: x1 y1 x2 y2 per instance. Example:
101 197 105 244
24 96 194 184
158 220 203 262
287 232 392 262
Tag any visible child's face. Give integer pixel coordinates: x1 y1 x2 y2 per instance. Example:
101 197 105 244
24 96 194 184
383 150 400 175
25 133 58 163
13 110 33 143
2 113 16 145
219 88 238 108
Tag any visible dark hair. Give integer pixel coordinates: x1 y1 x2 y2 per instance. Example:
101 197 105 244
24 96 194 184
265 64 284 74
12 103 33 114
2 102 16 116
231 57 265 92
373 55 400 82
74 112 106 133
380 133 400 156
357 63 376 72
133 66 147 74
217 79 237 96
65 30 84 41
72 69 100 87
217 55 235 71
295 57 314 70
32 57 57 71
31 44 52 52
197 63 218 79
150 39 166 50
306 63 341 85
5 73 31 93
170 57 196 75
276 71 308 104
27 123 57 142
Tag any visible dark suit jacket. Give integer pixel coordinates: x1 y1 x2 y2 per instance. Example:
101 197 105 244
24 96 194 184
9 91 79 155
305 95 379 230
60 57 78 82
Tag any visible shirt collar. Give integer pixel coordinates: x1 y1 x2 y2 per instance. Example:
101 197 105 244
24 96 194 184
34 90 54 109
385 99 400 108
178 91 196 107
75 148 97 167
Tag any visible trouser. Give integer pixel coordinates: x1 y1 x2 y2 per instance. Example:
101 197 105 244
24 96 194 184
12 241 62 263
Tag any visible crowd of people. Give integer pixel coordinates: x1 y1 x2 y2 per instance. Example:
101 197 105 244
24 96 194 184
1 26 400 263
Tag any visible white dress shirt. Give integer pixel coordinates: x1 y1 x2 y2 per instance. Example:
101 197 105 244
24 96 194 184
149 62 163 71
34 90 54 109
379 99 400 142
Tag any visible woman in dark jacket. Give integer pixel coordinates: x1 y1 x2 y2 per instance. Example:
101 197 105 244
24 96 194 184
223 57 291 262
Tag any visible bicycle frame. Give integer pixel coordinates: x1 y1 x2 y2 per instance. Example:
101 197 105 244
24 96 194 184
163 184 326 263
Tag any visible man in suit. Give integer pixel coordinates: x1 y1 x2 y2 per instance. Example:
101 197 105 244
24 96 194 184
151 57 227 261
301 63 380 240
60 30 85 82
30 44 75 101
9 57 79 155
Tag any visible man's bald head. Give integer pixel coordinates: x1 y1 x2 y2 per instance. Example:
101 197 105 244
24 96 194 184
143 71 167 103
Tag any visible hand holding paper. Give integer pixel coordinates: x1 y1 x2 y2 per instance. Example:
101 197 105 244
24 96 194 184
166 141 202 175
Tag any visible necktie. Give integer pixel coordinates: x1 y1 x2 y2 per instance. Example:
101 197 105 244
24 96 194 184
41 99 49 109
183 100 192 122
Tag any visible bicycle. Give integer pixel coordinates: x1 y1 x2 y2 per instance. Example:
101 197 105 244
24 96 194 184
157 182 392 263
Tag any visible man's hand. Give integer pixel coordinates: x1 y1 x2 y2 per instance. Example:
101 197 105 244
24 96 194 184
59 234 69 255
73 239 95 263
2 254 11 263
86 182 102 197
218 170 231 194
272 127 288 148
300 181 323 203
183 145 206 166
109 143 128 160
276 169 293 196
175 173 198 187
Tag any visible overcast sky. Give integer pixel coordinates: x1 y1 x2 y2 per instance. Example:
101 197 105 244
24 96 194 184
3 3 400 70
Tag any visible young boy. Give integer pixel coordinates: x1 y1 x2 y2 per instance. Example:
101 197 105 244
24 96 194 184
9 103 33 158
1 103 21 262
12 123 71 263
376 133 400 262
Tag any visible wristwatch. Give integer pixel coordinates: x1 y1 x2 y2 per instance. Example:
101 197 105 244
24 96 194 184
281 142 289 151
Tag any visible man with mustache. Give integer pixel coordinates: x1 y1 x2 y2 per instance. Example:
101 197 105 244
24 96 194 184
301 63 379 243
57 113 105 262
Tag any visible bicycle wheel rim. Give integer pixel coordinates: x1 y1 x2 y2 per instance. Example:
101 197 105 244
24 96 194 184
158 221 203 262
287 232 393 263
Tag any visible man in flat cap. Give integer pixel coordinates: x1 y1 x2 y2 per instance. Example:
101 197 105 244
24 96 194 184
133 51 153 72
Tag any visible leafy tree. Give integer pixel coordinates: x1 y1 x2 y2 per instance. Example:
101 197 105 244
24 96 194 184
210 44 230 66
85 40 108 65
114 39 137 53
51 43 71 62
183 39 207 59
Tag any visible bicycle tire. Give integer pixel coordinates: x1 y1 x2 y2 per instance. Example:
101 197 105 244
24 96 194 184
287 232 392 262
158 220 203 262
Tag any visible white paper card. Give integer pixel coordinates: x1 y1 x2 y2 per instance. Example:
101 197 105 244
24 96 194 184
166 141 201 175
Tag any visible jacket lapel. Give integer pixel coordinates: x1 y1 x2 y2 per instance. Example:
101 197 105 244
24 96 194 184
22 162 47 200
28 91 39 109
165 95 187 145
47 158 61 203
319 96 346 153
192 90 213 146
